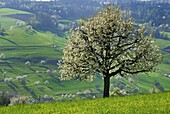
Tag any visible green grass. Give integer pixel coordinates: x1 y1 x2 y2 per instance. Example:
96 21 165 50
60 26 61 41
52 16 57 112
155 38 170 49
0 26 66 47
0 8 31 29
135 73 170 91
0 8 31 15
0 92 170 114
160 31 170 39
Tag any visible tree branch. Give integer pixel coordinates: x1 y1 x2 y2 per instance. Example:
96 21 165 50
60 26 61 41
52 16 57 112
121 69 149 74
79 29 103 66
109 67 122 77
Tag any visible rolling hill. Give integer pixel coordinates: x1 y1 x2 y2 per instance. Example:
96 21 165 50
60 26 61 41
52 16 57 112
0 8 170 99
0 8 104 98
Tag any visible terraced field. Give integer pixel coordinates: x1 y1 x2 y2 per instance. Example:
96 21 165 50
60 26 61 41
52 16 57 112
0 8 104 98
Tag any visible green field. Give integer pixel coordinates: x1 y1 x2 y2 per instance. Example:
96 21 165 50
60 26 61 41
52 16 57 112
0 8 103 97
0 8 170 98
0 92 170 114
0 8 31 29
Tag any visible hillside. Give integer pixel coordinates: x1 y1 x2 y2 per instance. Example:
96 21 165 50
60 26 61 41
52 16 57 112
0 8 170 99
0 92 170 114
0 8 32 29
0 8 104 98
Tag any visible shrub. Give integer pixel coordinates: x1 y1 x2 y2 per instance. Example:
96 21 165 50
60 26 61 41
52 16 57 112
44 80 49 85
9 96 29 106
25 61 30 65
34 81 41 85
150 86 160 93
133 87 139 94
4 78 13 82
110 87 128 96
2 72 6 77
0 92 11 106
154 81 164 92
26 25 32 30
40 60 46 64
0 53 5 59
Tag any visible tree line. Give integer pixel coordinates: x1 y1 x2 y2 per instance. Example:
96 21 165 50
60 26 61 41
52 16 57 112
1 0 170 32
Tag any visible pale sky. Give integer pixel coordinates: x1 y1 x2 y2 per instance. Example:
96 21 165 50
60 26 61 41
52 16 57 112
35 0 51 1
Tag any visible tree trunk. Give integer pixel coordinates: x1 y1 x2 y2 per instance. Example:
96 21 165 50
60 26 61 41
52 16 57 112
103 76 110 98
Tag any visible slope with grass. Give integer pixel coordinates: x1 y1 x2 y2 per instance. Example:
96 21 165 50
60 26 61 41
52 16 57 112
0 8 32 29
0 92 170 114
0 8 170 98
0 8 104 98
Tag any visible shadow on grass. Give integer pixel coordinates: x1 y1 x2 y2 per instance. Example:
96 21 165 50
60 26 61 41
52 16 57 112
38 87 45 92
49 74 65 87
10 82 18 89
0 37 19 46
7 83 17 92
28 67 36 72
0 61 14 70
26 29 37 35
47 86 54 91
21 81 37 98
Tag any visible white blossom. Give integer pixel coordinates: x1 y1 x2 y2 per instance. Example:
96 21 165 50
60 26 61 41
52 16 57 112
34 81 41 85
25 61 30 65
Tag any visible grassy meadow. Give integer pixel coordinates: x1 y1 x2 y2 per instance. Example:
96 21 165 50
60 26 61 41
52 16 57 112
0 8 31 29
0 92 170 114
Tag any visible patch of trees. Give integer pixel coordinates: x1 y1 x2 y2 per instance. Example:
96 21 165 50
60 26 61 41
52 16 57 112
129 2 170 28
1 0 170 34
154 81 164 92
0 24 5 36
28 12 59 31
0 0 101 20
0 0 102 33
1 0 170 22
0 92 14 106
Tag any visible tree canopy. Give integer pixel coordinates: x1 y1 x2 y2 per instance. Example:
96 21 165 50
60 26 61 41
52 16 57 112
59 5 162 97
